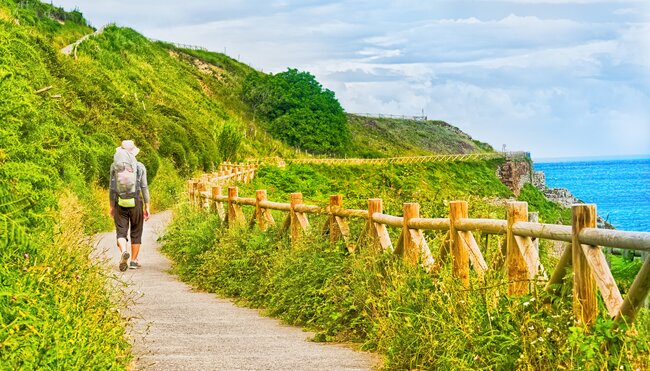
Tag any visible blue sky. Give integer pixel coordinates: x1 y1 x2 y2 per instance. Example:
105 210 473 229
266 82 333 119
52 0 649 160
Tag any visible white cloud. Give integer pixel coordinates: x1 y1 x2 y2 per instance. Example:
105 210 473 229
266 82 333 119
51 0 650 158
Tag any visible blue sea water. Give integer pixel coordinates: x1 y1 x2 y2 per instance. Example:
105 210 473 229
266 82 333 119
534 158 650 232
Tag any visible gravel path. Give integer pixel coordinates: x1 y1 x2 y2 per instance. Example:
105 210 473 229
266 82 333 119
95 211 377 370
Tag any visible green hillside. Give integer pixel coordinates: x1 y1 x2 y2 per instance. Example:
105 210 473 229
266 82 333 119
347 114 493 157
163 162 649 370
0 0 596 368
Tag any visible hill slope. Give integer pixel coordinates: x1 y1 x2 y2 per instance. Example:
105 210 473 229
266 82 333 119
0 1 506 368
347 114 493 157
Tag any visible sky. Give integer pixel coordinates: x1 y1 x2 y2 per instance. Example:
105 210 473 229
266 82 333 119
51 0 650 160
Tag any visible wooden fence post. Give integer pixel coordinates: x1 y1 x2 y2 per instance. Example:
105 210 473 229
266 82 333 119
325 195 352 252
449 201 470 287
211 185 225 221
506 202 530 295
237 165 243 181
402 203 419 265
328 195 343 244
617 258 650 323
572 204 598 325
254 190 274 231
290 193 309 246
227 186 245 228
368 198 392 252
198 182 208 209
187 180 194 203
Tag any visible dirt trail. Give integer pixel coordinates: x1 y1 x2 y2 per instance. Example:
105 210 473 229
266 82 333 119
95 211 377 370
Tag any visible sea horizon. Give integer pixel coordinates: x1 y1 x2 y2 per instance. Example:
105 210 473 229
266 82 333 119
534 157 650 232
532 153 650 164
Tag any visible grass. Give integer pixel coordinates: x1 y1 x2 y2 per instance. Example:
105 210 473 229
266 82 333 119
164 161 648 369
0 192 131 369
347 114 494 158
241 160 513 218
162 203 650 370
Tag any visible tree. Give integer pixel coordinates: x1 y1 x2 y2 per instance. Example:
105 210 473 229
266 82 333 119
241 68 351 154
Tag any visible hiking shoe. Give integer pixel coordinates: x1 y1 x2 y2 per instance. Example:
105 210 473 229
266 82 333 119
129 261 142 269
119 251 130 272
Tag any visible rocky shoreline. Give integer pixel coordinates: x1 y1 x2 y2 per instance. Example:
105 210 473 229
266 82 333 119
533 171 614 229
497 159 614 229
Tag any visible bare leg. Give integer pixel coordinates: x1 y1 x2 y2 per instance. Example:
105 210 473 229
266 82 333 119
117 237 128 253
132 243 141 261
117 237 130 272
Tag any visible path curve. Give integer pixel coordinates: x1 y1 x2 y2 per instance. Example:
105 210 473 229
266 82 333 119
60 25 106 55
95 211 377 370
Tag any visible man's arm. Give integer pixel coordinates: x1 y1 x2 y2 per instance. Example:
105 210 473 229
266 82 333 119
139 163 151 220
109 164 117 217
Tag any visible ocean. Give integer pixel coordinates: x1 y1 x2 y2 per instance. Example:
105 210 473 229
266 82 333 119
534 157 650 233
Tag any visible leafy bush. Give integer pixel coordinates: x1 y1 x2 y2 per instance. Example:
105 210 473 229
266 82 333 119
162 204 649 370
518 184 572 224
242 68 351 154
0 191 130 369
149 158 186 212
217 121 243 162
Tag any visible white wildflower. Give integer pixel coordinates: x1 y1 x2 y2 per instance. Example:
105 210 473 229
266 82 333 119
546 328 552 333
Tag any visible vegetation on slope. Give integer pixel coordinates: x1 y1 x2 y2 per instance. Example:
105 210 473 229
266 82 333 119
242 161 511 217
347 114 494 158
163 207 649 370
163 161 649 369
241 68 351 154
2 0 607 368
0 1 133 367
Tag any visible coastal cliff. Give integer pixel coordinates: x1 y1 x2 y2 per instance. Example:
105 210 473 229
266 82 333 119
497 159 613 229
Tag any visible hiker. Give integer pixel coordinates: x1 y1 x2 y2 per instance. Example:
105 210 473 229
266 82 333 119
109 140 151 271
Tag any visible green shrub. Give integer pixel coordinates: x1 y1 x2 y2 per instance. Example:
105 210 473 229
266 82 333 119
149 158 186 212
162 204 650 370
217 121 243 162
0 191 130 369
242 68 351 154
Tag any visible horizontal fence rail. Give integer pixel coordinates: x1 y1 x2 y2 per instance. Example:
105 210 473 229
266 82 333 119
350 112 429 121
244 152 530 167
288 153 505 165
187 163 650 326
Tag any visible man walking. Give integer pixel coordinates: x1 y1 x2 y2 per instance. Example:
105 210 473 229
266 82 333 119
109 140 151 271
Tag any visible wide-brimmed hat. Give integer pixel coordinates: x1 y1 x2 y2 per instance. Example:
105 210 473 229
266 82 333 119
119 140 140 157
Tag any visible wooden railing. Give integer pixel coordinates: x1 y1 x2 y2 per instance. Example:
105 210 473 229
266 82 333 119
350 112 428 121
187 166 650 325
245 152 529 167
288 153 504 165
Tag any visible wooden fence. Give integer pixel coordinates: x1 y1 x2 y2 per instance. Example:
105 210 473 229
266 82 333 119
188 163 650 325
350 113 428 121
288 153 504 165
245 152 530 167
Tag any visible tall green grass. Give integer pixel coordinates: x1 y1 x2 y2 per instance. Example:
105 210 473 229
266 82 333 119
347 114 494 158
162 204 649 370
0 192 131 369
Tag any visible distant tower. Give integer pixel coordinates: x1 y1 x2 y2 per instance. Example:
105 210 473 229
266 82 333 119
502 144 507 153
